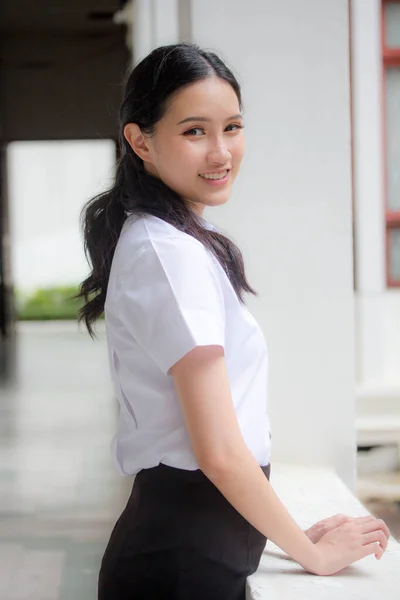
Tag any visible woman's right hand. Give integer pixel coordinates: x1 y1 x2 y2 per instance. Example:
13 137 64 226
312 516 390 576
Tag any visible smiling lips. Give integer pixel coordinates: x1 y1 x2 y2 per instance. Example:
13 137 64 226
199 169 230 181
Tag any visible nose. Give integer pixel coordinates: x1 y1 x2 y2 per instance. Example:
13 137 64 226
207 137 231 165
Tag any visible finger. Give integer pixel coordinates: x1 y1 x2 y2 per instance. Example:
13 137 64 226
352 516 376 525
361 542 384 561
377 519 391 540
361 518 391 540
362 531 388 552
326 514 350 526
332 514 350 523
348 516 377 529
339 516 374 530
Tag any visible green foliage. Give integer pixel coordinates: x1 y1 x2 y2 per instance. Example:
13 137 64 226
16 286 83 321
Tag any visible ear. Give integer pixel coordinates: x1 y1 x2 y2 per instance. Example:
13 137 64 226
124 123 153 162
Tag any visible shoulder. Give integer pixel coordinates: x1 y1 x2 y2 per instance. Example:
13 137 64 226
111 213 209 277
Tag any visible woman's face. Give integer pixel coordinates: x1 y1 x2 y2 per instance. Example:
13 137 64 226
130 77 245 216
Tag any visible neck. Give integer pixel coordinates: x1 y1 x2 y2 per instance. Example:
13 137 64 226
185 199 205 217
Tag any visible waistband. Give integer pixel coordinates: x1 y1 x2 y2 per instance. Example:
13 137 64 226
136 462 271 485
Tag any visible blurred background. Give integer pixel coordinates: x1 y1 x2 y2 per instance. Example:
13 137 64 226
0 0 400 598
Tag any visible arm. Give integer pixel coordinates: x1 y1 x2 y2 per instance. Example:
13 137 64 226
171 345 389 576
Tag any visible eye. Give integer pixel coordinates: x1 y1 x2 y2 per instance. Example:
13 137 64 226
225 123 244 132
183 127 205 136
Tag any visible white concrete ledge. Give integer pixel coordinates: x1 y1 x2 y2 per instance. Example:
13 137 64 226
356 416 400 446
247 464 400 599
356 384 400 417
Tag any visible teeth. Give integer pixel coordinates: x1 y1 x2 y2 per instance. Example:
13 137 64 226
200 170 228 180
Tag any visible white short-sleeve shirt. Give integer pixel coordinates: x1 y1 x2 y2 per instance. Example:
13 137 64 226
105 213 271 475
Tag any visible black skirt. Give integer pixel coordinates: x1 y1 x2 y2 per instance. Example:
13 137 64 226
98 463 271 600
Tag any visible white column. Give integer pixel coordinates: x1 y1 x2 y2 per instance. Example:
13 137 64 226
190 0 356 488
351 0 386 295
153 0 179 47
351 0 392 388
132 0 153 64
133 0 179 65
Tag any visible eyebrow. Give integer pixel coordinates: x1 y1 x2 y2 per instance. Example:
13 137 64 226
177 114 243 125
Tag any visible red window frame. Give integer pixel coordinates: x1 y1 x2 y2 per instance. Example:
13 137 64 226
382 0 400 287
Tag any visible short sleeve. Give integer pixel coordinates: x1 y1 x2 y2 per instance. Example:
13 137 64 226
117 236 226 375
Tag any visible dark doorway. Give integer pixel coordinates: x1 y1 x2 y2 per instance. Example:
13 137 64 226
0 0 130 339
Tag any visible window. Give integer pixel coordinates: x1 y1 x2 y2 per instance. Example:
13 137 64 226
383 1 400 286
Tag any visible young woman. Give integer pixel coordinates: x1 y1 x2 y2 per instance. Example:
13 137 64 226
78 44 389 600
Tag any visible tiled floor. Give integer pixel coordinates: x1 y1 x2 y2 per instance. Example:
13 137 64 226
0 322 131 600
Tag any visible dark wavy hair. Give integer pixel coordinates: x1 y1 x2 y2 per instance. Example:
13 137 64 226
78 43 256 336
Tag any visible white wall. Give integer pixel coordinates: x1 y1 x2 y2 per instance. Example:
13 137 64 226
132 0 356 486
351 0 400 391
7 140 116 293
189 0 356 487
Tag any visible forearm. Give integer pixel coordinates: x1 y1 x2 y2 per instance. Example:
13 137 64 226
173 348 388 577
203 445 321 574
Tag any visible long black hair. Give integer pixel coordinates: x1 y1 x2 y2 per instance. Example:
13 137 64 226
78 43 256 336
